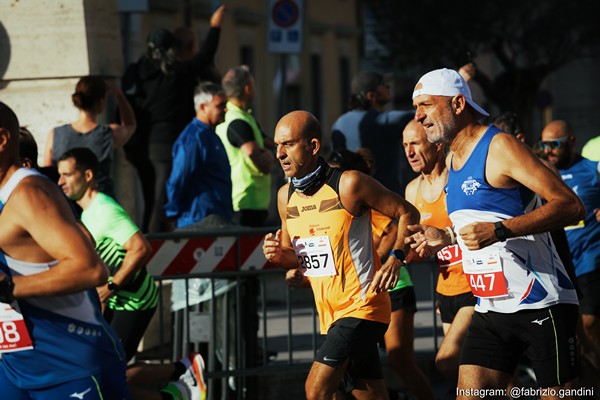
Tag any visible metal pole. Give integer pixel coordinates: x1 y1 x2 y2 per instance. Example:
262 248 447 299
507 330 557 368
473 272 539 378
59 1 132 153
278 54 287 118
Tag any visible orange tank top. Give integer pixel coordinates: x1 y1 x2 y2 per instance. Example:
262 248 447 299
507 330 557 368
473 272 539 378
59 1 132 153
286 170 391 333
414 180 470 296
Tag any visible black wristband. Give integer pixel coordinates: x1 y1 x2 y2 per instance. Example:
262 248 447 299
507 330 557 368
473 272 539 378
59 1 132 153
107 280 120 293
0 276 15 303
494 221 507 242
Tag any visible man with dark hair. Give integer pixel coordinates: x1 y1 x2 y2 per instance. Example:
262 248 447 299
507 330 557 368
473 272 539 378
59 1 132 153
216 65 276 227
0 102 130 399
58 147 157 364
57 147 207 400
331 70 414 194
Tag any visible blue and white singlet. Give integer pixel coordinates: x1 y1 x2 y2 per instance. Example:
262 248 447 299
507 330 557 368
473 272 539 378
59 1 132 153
446 126 578 313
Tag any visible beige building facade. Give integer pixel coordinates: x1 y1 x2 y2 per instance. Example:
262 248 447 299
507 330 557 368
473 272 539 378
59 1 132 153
0 0 360 219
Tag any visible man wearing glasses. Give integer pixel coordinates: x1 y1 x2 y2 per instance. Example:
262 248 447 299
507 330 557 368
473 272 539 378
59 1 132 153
541 120 600 373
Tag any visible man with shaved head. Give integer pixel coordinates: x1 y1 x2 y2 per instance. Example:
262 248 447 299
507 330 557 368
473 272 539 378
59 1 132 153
263 110 420 399
541 119 600 374
0 102 130 399
402 119 474 386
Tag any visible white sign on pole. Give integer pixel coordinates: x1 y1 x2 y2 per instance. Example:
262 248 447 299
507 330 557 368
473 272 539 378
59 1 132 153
267 0 304 54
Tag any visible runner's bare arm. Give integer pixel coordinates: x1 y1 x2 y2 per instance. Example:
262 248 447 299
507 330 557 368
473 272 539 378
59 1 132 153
97 231 151 303
3 177 108 297
339 170 420 253
458 134 585 250
376 220 397 263
263 184 300 269
338 170 420 292
42 129 54 167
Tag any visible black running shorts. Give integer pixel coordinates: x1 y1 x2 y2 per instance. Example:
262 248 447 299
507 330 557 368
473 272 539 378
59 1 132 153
460 304 579 388
315 317 388 380
438 291 476 324
389 286 417 314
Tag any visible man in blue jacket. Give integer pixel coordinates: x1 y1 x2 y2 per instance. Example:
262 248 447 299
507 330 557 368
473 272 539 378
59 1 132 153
164 81 233 229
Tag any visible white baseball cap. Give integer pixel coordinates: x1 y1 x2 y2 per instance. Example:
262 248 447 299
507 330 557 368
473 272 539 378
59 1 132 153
412 68 489 117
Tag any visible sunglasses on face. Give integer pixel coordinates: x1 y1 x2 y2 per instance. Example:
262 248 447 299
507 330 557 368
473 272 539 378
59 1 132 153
538 136 569 150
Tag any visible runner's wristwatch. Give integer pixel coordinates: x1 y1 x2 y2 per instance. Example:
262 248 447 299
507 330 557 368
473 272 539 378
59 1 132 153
390 249 406 262
494 221 507 242
0 276 15 303
107 280 120 293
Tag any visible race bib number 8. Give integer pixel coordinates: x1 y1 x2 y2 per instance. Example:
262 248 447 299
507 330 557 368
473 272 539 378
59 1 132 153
0 302 33 353
463 252 508 298
292 236 337 277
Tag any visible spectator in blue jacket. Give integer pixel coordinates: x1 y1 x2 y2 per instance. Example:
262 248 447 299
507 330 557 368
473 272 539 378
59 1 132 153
164 81 233 230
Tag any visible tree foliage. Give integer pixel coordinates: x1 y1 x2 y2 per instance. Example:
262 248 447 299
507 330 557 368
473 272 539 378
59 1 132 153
364 0 600 132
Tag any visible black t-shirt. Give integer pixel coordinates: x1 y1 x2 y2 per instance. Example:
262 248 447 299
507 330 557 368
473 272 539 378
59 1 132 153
226 119 264 148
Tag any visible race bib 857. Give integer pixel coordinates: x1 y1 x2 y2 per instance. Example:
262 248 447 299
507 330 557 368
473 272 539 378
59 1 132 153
292 236 337 277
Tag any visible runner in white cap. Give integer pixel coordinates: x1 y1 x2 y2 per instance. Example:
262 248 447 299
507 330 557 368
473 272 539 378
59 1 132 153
407 68 584 399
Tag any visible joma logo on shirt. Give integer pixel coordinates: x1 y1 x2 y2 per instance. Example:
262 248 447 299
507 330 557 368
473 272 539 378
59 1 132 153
301 205 317 212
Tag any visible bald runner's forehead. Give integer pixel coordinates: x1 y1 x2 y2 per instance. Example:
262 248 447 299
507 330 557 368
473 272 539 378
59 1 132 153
276 111 321 141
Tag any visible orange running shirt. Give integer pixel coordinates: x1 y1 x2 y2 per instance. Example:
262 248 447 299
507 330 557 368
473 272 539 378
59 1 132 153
286 171 391 334
414 184 471 296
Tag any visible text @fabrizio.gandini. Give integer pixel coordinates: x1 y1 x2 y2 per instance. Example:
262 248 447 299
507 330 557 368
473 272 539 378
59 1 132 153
456 387 594 398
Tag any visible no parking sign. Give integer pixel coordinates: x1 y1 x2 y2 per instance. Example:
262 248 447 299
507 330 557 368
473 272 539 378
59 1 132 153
267 0 304 54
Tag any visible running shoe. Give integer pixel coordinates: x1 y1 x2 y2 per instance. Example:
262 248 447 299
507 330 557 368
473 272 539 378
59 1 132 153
178 352 207 400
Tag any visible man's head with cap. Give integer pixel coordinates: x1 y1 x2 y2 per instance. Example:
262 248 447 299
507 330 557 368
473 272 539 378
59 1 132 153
412 68 488 144
413 68 488 117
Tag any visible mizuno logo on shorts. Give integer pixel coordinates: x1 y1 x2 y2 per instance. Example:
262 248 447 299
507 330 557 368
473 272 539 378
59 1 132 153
531 317 550 325
69 388 92 399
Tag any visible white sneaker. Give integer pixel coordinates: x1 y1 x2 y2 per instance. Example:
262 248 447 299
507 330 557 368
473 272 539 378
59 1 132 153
178 352 207 400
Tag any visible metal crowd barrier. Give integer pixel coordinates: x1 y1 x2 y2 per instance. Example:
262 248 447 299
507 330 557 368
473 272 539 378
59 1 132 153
144 226 440 400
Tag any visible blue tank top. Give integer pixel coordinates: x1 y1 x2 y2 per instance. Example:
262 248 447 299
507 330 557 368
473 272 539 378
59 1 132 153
446 126 578 313
559 155 600 277
0 169 125 389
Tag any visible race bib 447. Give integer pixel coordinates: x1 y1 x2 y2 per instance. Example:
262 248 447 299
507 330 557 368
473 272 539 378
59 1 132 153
462 252 508 298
